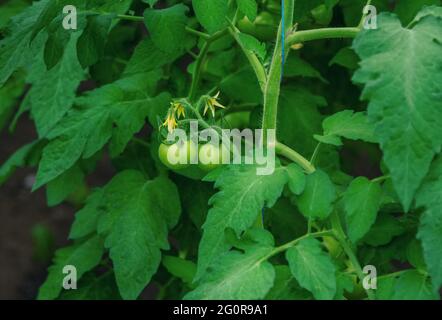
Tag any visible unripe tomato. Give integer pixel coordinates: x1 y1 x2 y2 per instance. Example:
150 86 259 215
198 143 231 172
158 140 197 170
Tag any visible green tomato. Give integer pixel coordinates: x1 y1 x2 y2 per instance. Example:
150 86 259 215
158 140 197 170
198 143 231 172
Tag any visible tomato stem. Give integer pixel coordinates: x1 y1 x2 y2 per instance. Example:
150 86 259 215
330 212 376 300
276 142 316 174
286 27 361 47
116 14 144 22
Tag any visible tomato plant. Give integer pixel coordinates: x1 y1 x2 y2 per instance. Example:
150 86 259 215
0 0 442 301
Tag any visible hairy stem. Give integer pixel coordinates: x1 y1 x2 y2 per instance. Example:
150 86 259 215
262 22 283 132
286 27 360 47
276 142 316 174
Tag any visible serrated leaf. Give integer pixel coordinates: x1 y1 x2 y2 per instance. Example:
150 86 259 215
296 169 336 220
0 0 49 87
314 110 377 146
237 33 266 60
393 270 438 300
344 177 382 243
69 188 106 240
38 235 104 300
186 246 275 300
77 14 112 68
124 38 185 75
416 157 442 291
286 237 336 300
30 32 86 137
192 0 229 34
97 171 181 300
352 13 442 211
236 0 257 21
33 74 169 189
196 164 288 279
143 4 191 53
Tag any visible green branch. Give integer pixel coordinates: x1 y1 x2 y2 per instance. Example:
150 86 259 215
330 212 375 300
116 14 144 22
260 230 334 262
187 29 228 102
286 27 360 47
276 142 316 174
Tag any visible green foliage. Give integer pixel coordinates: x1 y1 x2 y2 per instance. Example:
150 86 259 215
0 0 441 301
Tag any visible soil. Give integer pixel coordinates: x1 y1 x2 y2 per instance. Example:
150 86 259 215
0 117 114 300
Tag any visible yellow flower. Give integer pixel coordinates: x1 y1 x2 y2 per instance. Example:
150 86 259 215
172 102 186 119
203 92 226 117
162 111 178 133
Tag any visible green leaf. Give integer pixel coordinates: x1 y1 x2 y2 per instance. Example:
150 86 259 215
0 73 25 131
59 272 121 300
186 246 275 299
236 0 257 21
0 0 28 30
286 163 306 195
196 164 288 279
266 265 312 300
296 169 336 220
352 13 442 211
237 33 266 61
38 235 104 300
394 0 441 24
0 0 49 87
0 141 42 187
314 110 377 146
329 47 359 70
162 256 196 285
343 177 382 243
294 0 323 21
393 270 438 300
278 87 326 156
33 74 170 189
77 14 112 68
286 237 336 300
69 188 106 240
412 5 442 24
192 0 229 34
362 213 405 246
143 4 191 53
416 157 442 291
98 171 181 299
284 54 326 82
124 38 185 75
46 164 84 207
30 32 86 137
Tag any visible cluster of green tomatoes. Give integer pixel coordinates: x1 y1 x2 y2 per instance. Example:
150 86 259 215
158 140 232 172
